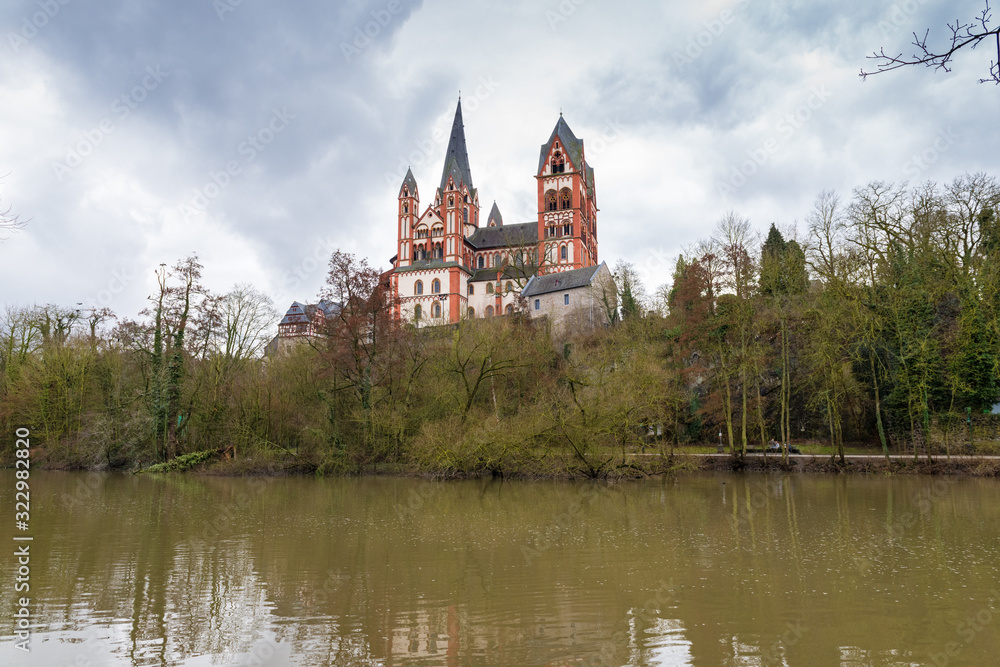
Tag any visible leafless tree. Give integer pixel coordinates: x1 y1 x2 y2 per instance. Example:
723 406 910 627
861 1 1000 84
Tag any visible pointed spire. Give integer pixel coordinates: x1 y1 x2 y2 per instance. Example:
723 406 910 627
399 167 418 198
487 201 503 227
439 100 474 193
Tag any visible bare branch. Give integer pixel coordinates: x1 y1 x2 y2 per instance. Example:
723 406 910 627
860 2 1000 84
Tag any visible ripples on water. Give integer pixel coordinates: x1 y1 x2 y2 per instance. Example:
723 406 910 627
1 472 999 666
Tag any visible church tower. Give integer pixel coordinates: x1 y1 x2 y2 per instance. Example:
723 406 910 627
435 100 480 262
397 167 418 268
535 115 598 273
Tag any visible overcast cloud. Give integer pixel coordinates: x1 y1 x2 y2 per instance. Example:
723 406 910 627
1 0 997 318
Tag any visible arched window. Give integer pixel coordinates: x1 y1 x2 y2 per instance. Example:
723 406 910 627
414 280 423 295
414 304 422 320
551 151 565 173
505 304 514 315
486 282 494 294
561 189 571 210
463 208 468 225
546 190 557 211
485 305 494 317
468 284 475 295
560 245 568 261
448 196 454 207
505 281 513 293
468 307 475 318
403 202 409 213
477 256 484 269
433 243 443 259
432 279 441 294
432 302 442 318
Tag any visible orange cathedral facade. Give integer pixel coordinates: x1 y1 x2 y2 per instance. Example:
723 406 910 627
389 101 600 325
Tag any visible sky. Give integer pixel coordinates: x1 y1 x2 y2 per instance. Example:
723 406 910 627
1 0 998 320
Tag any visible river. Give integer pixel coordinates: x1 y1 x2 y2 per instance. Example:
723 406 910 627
1 471 999 666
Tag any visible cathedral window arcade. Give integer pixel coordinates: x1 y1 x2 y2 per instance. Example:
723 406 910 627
416 225 428 239
431 225 444 237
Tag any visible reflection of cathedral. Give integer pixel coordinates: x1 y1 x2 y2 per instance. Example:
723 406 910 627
389 100 603 326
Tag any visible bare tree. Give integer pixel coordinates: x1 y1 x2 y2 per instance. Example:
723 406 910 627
861 1 1000 84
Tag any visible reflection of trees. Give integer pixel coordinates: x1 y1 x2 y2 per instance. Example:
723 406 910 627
15 473 1000 665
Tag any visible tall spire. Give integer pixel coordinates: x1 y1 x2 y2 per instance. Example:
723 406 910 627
439 100 474 193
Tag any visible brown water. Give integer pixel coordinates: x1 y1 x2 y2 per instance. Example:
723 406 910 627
1 472 999 666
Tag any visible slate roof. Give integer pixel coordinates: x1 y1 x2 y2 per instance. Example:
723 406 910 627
487 201 503 226
399 167 418 197
279 300 340 325
538 115 585 174
468 267 529 283
439 101 474 193
393 259 463 274
521 263 606 298
466 222 537 249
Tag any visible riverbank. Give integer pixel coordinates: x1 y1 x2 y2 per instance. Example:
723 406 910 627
13 444 1000 478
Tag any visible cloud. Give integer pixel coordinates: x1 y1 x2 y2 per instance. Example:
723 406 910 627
1 0 997 312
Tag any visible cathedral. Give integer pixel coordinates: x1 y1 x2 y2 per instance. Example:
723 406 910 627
389 100 604 325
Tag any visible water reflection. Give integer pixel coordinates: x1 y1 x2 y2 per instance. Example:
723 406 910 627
1 473 999 666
